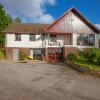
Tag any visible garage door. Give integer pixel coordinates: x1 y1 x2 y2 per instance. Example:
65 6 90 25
48 48 63 62
13 49 19 61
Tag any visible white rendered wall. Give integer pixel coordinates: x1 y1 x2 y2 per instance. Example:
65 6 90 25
6 34 43 48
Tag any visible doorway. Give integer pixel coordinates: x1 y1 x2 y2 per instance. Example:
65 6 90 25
13 49 19 61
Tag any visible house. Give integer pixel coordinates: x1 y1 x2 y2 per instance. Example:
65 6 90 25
4 7 100 62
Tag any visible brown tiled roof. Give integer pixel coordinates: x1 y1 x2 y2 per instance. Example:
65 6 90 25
4 23 49 34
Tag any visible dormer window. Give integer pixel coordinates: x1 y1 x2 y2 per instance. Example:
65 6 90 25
15 34 21 41
30 34 36 41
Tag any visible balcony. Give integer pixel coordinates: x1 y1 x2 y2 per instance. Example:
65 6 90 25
43 41 64 48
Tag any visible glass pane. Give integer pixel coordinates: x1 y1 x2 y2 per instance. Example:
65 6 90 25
15 34 21 41
83 34 89 45
30 35 36 41
77 34 83 46
88 34 95 46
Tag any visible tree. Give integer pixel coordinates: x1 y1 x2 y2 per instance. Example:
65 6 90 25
0 4 12 45
14 17 21 23
0 4 8 45
7 14 13 24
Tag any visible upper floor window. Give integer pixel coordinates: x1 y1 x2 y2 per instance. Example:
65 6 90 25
15 34 21 41
29 34 36 41
50 35 56 42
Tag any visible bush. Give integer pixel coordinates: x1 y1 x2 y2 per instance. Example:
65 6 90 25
79 49 91 59
87 48 100 63
0 49 5 60
97 56 100 65
78 48 100 65
19 51 26 61
66 53 78 62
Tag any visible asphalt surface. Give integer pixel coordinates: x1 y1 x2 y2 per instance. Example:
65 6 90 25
0 61 100 100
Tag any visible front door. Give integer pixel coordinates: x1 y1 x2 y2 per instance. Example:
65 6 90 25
48 48 63 62
13 49 19 61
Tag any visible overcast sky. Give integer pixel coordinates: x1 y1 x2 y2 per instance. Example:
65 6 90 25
0 0 100 24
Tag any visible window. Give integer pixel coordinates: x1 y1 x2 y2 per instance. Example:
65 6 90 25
77 34 83 46
88 34 95 45
30 35 36 41
83 34 89 45
15 34 21 41
50 35 56 42
77 34 95 46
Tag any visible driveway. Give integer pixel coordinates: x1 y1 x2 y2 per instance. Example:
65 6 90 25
0 61 100 100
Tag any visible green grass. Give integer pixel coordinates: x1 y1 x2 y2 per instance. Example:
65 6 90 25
75 59 100 71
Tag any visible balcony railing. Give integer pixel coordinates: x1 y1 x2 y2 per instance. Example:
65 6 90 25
43 41 64 47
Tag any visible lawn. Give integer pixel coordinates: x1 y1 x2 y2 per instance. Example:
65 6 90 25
75 59 100 71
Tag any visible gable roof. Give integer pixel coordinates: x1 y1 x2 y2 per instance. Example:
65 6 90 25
4 23 49 34
45 7 100 33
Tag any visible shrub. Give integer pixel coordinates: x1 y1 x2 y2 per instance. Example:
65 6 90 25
78 48 100 65
66 53 78 62
87 48 100 63
19 51 26 61
79 49 90 59
0 49 5 60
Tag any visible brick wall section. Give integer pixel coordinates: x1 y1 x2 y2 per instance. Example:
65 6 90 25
63 47 80 59
6 48 13 61
6 48 30 61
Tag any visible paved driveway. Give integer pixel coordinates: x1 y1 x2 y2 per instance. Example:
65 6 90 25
0 61 100 100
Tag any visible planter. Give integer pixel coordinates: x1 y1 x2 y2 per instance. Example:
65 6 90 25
66 61 100 78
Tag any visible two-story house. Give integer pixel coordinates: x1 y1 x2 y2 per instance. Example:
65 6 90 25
4 7 100 62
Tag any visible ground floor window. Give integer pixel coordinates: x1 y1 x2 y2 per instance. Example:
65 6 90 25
77 34 95 46
33 49 42 60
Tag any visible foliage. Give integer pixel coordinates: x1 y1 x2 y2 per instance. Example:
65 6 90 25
0 49 5 60
14 17 22 23
66 48 100 71
6 14 13 24
75 59 100 71
0 4 12 45
28 55 33 60
66 53 78 61
79 48 100 65
19 51 26 61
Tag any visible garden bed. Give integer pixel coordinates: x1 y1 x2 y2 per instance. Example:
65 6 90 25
65 48 100 78
66 61 100 78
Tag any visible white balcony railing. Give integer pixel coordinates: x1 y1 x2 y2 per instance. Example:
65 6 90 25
42 41 64 47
